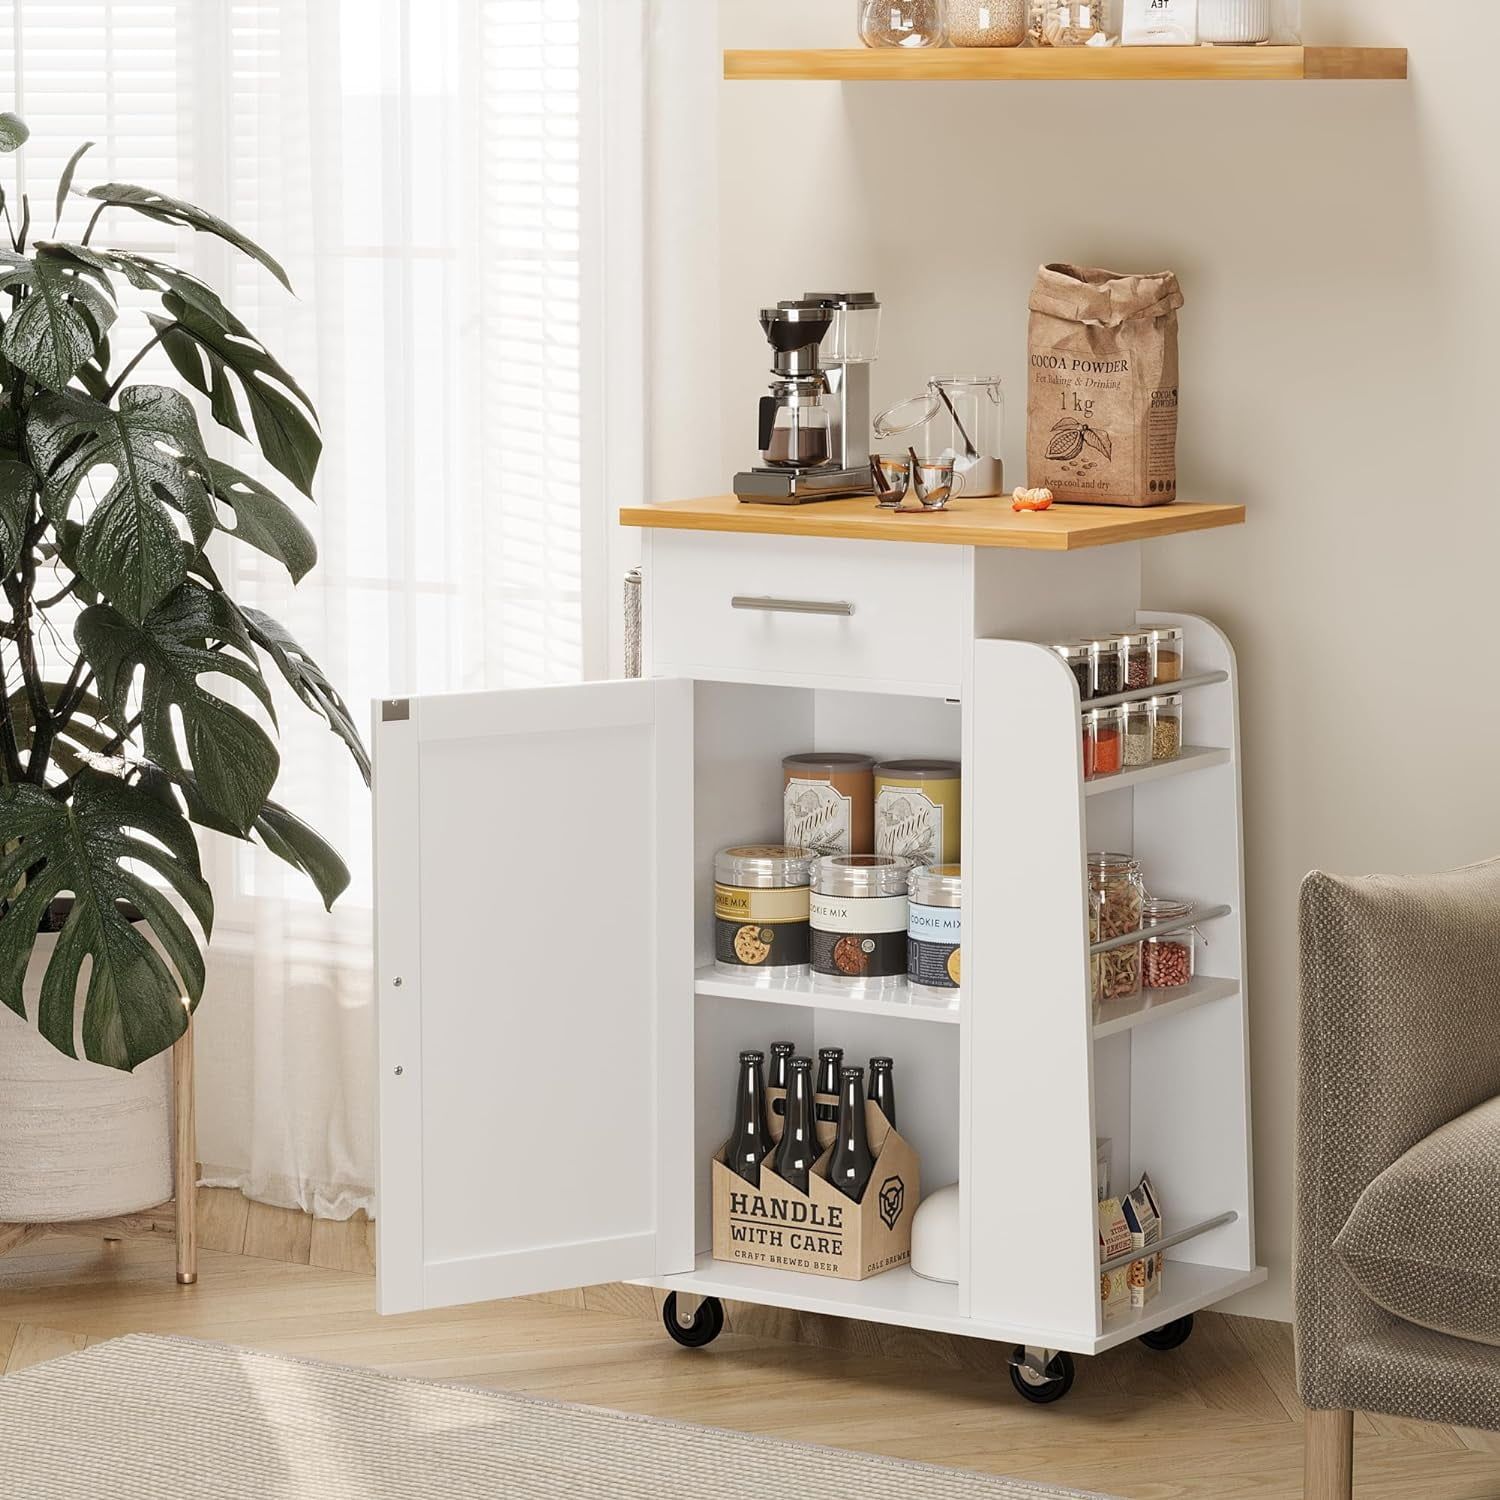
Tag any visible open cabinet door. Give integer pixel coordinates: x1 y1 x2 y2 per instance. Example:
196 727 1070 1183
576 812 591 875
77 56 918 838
373 679 695 1314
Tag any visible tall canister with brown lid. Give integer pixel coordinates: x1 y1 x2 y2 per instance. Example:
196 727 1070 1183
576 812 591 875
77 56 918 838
874 759 961 866
783 753 875 857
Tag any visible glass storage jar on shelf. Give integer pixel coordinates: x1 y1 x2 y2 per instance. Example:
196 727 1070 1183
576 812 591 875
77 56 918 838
1150 625 1185 685
948 0 1028 44
1120 628 1153 692
1029 0 1110 45
859 0 947 46
1090 853 1144 1001
1142 897 1197 990
1151 693 1183 763
1089 706 1124 780
1088 633 1126 700
1089 886 1103 1005
874 376 1006 497
1054 640 1091 703
1122 701 1152 769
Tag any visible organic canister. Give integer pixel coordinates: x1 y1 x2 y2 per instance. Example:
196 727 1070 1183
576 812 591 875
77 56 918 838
908 864 961 1008
783 752 875 857
874 759 961 866
713 845 815 979
811 854 911 997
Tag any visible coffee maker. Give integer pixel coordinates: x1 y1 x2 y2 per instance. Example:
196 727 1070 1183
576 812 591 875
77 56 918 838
734 291 881 504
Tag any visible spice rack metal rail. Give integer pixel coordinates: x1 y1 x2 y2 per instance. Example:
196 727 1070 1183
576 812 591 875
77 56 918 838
371 499 1261 1401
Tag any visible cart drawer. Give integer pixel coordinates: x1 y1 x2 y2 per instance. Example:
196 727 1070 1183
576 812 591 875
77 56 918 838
645 531 970 696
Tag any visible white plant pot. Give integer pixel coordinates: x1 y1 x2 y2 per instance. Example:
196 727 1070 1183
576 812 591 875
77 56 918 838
0 931 173 1223
1200 0 1271 43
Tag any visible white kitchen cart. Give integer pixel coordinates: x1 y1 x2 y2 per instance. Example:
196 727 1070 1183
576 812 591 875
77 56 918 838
372 495 1264 1404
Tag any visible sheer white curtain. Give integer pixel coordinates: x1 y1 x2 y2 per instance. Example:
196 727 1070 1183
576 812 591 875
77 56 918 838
3 0 633 1216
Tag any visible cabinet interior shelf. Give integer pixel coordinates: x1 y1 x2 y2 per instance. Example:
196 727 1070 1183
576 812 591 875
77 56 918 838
1093 975 1239 1040
1085 744 1231 795
723 46 1407 84
695 965 960 1024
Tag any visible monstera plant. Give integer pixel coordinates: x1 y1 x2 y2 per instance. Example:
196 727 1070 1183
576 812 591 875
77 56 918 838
0 114 366 1072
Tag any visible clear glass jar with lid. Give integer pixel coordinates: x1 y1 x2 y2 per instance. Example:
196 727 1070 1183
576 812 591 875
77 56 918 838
858 0 947 46
1029 0 1109 45
1151 693 1183 763
1089 852 1144 1001
1150 625 1185 685
1087 633 1126 699
713 845 816 981
1120 628 1153 692
908 864 962 1009
947 0 1028 45
811 853 912 1000
1142 897 1197 989
1122 701 1153 768
1053 640 1091 702
874 376 1006 497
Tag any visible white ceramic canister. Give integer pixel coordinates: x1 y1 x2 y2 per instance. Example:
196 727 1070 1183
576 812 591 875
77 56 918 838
1200 0 1270 43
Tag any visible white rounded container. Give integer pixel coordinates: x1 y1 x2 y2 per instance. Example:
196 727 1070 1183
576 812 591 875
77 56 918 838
0 931 172 1223
1200 0 1271 43
911 1183 960 1284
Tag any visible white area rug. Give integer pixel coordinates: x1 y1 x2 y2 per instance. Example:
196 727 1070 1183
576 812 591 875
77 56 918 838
0 1334 1119 1499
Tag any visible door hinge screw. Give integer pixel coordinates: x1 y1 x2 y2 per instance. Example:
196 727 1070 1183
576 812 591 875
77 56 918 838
392 976 403 987
394 1066 404 1076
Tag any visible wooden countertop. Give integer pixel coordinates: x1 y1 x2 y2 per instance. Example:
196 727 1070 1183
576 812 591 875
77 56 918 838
620 495 1245 552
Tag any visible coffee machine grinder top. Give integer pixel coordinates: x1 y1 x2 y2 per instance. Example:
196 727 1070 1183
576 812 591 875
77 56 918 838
734 291 881 505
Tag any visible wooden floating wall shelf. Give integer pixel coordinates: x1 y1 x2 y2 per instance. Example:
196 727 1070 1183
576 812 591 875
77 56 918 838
724 46 1408 83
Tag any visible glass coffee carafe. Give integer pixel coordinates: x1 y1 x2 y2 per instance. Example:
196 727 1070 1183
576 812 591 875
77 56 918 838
761 379 833 469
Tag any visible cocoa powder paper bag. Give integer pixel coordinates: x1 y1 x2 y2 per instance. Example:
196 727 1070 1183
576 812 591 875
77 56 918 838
1026 265 1184 508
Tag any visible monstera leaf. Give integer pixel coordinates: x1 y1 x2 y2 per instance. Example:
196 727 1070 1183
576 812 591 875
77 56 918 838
27 385 217 621
149 293 320 496
138 763 351 911
0 246 116 390
6 684 114 780
84 181 291 291
57 244 234 331
0 113 29 152
239 605 369 783
0 459 31 573
0 773 212 1071
76 582 280 834
208 460 316 583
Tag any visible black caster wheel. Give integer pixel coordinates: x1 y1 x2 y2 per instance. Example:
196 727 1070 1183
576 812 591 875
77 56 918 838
662 1293 725 1349
1138 1314 1194 1352
1009 1349 1076 1405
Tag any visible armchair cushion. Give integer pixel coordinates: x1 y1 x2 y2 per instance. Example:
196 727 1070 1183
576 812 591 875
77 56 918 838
1335 1093 1500 1348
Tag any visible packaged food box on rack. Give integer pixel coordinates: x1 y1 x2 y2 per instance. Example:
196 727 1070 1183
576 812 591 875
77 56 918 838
713 1048 920 1282
1099 1172 1165 1319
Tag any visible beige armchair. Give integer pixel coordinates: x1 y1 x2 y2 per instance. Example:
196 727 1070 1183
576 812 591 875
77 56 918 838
1296 860 1500 1500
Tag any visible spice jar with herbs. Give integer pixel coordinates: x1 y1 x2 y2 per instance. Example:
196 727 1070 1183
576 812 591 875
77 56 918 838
1150 625 1184 685
859 0 947 46
1142 897 1196 989
1090 852 1144 1001
1122 701 1152 768
1151 694 1183 763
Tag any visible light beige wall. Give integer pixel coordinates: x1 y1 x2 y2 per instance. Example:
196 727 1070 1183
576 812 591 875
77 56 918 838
650 1 1474 1322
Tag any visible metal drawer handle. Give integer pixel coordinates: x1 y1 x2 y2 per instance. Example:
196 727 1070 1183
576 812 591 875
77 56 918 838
731 595 854 618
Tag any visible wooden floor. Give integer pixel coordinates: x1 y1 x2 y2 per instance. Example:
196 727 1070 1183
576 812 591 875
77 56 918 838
2 1192 1499 1500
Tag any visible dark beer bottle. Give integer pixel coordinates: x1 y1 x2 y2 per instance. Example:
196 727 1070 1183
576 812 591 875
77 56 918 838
815 1046 844 1126
772 1056 820 1195
828 1066 876 1203
768 1041 796 1121
868 1056 897 1131
728 1050 773 1185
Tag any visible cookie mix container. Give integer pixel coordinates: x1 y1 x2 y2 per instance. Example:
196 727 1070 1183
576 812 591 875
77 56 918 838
874 759 961 866
782 752 875 857
908 864 961 1009
713 846 814 980
811 854 911 999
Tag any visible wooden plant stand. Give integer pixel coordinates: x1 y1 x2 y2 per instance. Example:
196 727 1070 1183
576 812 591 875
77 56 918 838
0 1024 198 1285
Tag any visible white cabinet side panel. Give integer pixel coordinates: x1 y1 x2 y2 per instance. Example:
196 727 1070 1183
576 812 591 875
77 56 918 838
967 640 1099 1340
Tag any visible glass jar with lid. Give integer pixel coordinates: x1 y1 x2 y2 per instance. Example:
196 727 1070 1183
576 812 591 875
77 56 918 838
1088 885 1103 1005
1150 625 1185 685
1089 852 1144 1001
1142 897 1197 989
859 0 947 46
1030 0 1109 45
713 845 816 981
1090 705 1124 779
1053 640 1091 702
811 853 912 999
908 864 962 1009
874 376 1005 497
1151 693 1183 763
1122 701 1152 768
1087 634 1126 699
1120 628 1153 692
947 0 1028 45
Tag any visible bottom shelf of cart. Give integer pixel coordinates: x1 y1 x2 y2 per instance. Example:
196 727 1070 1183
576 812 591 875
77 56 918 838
635 1254 1267 1356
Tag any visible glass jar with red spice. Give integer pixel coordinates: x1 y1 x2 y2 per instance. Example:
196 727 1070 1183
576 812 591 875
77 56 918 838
1082 714 1098 781
1090 705 1124 778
